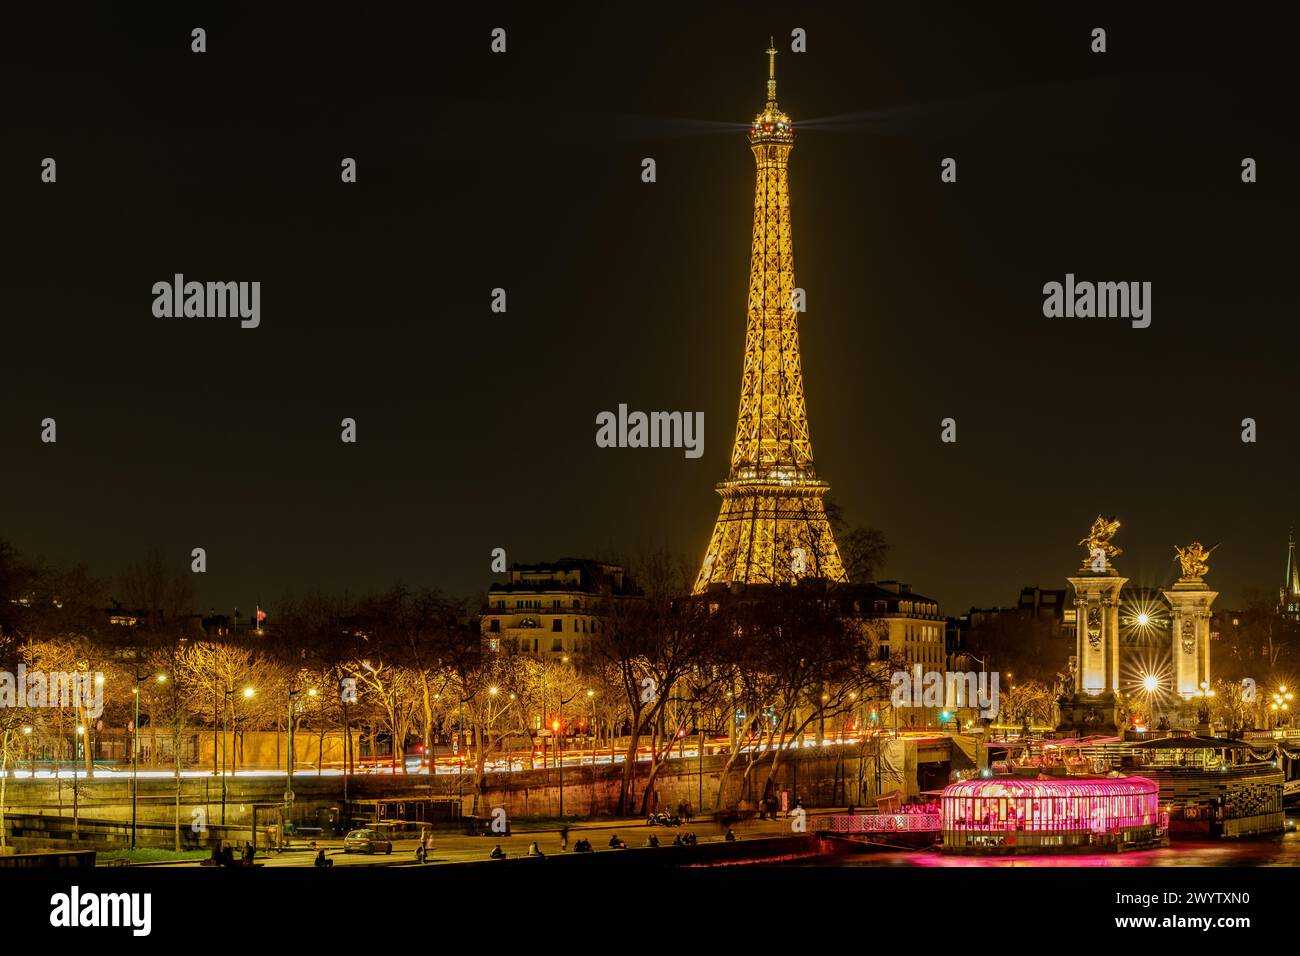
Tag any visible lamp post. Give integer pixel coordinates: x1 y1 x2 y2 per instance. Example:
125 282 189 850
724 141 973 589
73 725 84 840
221 685 255 826
1137 674 1162 731
221 687 231 825
131 672 142 850
586 689 596 814
554 689 578 818
239 687 255 777
695 694 704 814
1271 685 1293 730
553 719 563 817
1189 681 1215 730
285 687 314 845
22 726 32 779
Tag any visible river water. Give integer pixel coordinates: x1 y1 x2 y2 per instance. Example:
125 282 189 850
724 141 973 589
804 825 1300 866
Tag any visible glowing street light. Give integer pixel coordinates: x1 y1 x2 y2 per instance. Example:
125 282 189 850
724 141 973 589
1272 686 1293 727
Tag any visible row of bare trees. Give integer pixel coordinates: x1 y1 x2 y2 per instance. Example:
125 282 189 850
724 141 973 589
1 539 901 822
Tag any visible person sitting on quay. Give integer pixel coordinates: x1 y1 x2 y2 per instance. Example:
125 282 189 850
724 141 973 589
647 835 660 848
573 838 592 853
314 848 333 868
527 841 545 857
490 845 506 859
725 829 737 842
608 834 627 849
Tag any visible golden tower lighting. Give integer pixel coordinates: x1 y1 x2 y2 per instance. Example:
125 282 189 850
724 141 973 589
694 42 847 593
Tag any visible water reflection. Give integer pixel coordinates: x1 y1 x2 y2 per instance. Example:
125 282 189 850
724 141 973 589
806 829 1300 867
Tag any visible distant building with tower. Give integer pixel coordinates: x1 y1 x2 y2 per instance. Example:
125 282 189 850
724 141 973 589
1281 530 1300 621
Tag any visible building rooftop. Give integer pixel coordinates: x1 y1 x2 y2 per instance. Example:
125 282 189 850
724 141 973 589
487 558 641 596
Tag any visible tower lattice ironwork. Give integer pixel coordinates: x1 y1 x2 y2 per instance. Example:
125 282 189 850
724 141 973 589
693 43 847 593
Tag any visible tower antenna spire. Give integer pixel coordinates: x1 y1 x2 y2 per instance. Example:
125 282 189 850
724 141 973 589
766 38 778 106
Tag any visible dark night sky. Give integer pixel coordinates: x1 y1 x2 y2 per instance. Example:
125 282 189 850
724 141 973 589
2 4 1297 617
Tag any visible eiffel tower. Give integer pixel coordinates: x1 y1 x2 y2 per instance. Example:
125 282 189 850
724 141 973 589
693 42 847 593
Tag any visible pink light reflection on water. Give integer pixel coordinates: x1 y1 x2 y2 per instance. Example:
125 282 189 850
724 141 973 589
825 834 1300 868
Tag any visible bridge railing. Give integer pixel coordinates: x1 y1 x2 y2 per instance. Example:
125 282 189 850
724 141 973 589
826 813 942 833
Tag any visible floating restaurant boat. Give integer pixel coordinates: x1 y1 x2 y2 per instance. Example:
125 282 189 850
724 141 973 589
984 733 1286 839
939 776 1168 854
1104 735 1285 838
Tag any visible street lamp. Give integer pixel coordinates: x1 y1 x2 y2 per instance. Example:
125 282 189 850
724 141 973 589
554 689 579 818
1134 673 1163 730
285 687 315 845
1271 685 1293 730
586 689 596 814
553 719 564 817
72 725 86 840
220 685 255 824
221 688 233 824
131 672 143 850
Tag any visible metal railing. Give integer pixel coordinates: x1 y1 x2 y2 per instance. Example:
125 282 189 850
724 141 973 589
826 813 941 833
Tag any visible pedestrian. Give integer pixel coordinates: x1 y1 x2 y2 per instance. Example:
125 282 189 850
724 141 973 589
684 802 693 824
560 824 570 851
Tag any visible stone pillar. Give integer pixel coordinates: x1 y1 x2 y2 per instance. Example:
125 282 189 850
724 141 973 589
1163 577 1217 699
1067 573 1126 695
1057 567 1126 736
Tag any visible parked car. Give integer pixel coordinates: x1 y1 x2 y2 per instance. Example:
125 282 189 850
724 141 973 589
343 829 393 854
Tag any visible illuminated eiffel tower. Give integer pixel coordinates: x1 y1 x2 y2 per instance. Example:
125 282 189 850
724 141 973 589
694 42 847 593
